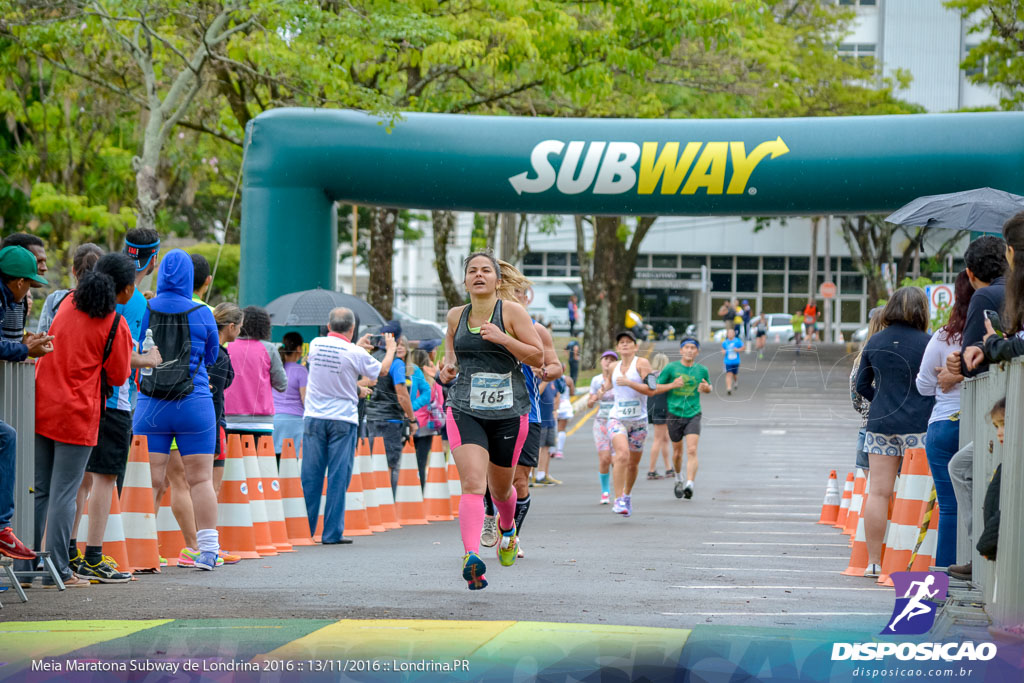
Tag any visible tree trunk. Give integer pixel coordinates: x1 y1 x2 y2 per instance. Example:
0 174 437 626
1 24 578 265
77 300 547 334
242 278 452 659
500 213 518 263
432 210 463 308
368 207 398 320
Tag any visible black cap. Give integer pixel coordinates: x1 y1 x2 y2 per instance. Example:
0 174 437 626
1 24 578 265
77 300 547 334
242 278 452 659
615 329 636 343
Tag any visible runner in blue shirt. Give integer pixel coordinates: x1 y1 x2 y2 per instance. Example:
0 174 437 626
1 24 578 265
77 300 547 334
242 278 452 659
722 327 744 395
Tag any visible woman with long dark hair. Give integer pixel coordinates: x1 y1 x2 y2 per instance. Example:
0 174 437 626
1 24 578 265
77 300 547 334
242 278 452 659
34 253 135 586
855 286 935 578
915 271 974 568
273 331 307 458
36 243 104 333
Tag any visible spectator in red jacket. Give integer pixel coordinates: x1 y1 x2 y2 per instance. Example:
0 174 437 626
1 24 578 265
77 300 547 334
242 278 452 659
33 253 135 587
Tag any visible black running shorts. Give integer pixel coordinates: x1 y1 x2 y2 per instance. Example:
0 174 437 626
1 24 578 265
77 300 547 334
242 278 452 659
87 408 133 476
446 407 529 468
667 413 702 442
517 422 541 469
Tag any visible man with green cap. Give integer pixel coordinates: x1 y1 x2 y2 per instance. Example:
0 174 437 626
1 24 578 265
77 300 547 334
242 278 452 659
0 245 54 562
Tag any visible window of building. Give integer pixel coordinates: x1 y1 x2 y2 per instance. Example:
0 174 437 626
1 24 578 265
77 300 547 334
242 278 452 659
839 0 876 5
711 256 733 270
965 44 989 78
570 252 579 266
842 299 863 324
838 42 876 66
652 254 677 269
547 252 568 276
817 257 839 272
762 273 785 293
841 257 856 273
763 256 785 272
711 272 733 293
841 274 864 294
523 252 543 277
789 274 809 292
737 256 759 270
736 273 758 292
761 297 785 314
680 255 705 269
789 256 809 271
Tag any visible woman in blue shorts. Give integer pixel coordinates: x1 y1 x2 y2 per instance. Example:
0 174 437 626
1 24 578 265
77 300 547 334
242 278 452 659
133 249 221 570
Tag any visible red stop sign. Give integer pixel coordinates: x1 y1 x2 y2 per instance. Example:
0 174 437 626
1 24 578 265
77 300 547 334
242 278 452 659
819 282 837 299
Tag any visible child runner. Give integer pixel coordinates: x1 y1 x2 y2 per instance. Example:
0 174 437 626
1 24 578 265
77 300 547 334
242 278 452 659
722 327 743 395
604 330 656 517
438 252 543 590
587 350 618 504
659 338 712 499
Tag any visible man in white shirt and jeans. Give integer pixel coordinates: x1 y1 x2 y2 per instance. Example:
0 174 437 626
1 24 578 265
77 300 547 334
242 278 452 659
302 308 396 544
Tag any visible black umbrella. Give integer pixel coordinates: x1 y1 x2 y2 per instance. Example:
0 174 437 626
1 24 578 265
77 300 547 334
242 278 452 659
885 187 1024 233
361 320 444 343
265 289 386 329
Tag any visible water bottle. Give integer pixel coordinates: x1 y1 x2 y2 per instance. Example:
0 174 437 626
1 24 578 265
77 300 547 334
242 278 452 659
140 329 155 376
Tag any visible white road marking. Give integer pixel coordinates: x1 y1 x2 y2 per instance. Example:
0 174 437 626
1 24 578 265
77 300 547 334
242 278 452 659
703 542 851 547
725 512 819 517
695 553 849 560
660 612 889 617
671 585 890 592
675 566 858 574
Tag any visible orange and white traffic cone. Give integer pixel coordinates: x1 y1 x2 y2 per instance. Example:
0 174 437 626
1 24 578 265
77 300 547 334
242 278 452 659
217 434 259 560
357 439 385 533
843 468 868 538
257 436 294 553
279 439 314 546
447 447 461 519
120 436 161 572
834 471 854 530
395 439 428 525
423 436 452 521
371 438 400 530
157 488 187 566
343 454 373 537
841 513 871 576
878 448 932 585
78 488 131 573
817 470 841 525
241 435 278 556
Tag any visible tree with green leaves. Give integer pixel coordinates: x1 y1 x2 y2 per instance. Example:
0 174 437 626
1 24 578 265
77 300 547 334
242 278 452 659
948 0 1021 109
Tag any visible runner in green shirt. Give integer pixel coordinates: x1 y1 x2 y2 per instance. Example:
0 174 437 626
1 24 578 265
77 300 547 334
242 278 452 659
656 338 712 500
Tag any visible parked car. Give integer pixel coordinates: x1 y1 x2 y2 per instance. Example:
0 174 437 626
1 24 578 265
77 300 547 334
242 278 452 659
527 283 583 333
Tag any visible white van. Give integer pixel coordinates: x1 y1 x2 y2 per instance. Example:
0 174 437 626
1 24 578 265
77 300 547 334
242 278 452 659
526 282 583 333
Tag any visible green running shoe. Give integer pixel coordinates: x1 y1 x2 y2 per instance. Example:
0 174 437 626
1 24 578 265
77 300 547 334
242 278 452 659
497 522 518 567
462 552 487 590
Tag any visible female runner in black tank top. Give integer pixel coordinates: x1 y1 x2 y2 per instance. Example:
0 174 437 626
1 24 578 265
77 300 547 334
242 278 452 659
438 252 544 590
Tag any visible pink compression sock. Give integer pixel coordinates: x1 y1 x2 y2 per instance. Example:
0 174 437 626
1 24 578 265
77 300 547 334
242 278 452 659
459 494 485 555
492 488 518 533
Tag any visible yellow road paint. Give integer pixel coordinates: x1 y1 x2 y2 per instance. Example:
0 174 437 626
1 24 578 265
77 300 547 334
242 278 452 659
0 620 171 678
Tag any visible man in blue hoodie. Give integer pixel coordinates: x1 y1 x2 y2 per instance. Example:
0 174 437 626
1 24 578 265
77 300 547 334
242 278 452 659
133 249 221 570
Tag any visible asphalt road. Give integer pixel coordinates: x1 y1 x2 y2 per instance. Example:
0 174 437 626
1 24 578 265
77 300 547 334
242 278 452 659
4 342 895 630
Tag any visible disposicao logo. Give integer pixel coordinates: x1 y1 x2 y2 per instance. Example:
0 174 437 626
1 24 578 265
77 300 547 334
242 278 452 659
508 138 789 196
885 571 948 635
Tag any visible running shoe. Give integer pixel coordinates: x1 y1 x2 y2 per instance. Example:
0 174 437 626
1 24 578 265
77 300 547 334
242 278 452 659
674 481 685 499
497 522 518 567
218 550 241 565
683 482 694 500
0 527 36 560
532 476 551 487
612 497 625 514
480 516 498 548
69 549 84 575
600 492 610 505
180 547 224 567
664 469 675 478
76 556 132 583
159 556 168 567
462 552 487 590
863 563 881 578
622 495 632 517
647 471 660 480
551 451 563 460
194 550 218 571
517 543 524 559
543 475 563 486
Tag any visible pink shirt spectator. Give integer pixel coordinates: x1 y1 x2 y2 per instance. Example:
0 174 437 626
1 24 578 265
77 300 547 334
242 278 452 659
224 338 287 431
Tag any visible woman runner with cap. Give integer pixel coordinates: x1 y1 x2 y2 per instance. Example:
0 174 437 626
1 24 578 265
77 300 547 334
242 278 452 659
603 330 656 517
438 251 544 590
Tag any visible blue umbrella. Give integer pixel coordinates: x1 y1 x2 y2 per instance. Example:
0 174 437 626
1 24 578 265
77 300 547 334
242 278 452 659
885 187 1024 233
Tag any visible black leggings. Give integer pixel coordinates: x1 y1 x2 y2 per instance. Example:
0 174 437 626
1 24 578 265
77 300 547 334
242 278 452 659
413 435 431 488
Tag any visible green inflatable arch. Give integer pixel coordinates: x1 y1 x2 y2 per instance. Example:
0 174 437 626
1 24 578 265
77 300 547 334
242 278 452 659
240 109 1024 307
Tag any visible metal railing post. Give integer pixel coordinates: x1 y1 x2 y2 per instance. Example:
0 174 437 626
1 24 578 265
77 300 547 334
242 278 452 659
0 362 35 546
992 358 1024 628
957 377 976 565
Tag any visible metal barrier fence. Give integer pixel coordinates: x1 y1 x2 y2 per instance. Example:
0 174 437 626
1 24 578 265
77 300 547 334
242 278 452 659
959 358 1024 630
0 361 35 546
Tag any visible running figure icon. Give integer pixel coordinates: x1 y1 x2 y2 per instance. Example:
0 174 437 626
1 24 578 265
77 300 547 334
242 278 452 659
887 575 939 632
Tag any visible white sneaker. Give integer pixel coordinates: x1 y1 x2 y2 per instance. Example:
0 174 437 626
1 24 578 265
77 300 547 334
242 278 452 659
481 516 498 548
600 492 610 505
611 497 625 514
517 543 524 559
863 563 881 578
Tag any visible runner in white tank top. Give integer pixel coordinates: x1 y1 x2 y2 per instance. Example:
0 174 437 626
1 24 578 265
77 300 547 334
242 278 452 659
602 330 656 517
